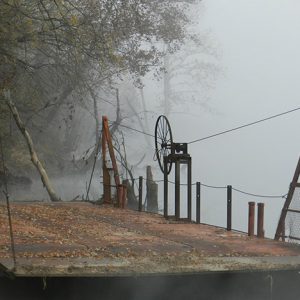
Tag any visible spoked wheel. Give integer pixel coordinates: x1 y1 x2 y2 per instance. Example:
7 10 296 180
154 115 173 174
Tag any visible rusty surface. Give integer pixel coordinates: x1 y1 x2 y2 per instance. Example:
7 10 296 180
1 202 300 277
248 202 255 237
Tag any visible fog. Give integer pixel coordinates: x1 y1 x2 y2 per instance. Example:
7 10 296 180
138 0 300 238
5 0 300 239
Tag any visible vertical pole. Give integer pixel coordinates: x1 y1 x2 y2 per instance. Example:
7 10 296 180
164 156 168 218
138 176 143 212
227 185 232 231
102 116 121 187
118 185 123 208
122 184 127 209
257 203 265 238
102 126 111 203
187 158 192 221
146 166 158 212
248 202 255 236
175 159 180 220
196 182 201 224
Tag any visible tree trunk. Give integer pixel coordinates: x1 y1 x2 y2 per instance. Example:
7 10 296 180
7 100 61 202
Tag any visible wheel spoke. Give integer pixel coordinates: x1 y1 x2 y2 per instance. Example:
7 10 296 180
160 120 164 139
158 126 164 140
165 127 169 140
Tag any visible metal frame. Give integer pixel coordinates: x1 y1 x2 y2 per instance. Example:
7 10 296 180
154 115 192 221
163 151 192 221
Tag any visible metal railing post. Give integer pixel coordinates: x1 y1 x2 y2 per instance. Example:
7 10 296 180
196 182 201 224
227 185 232 231
138 176 143 212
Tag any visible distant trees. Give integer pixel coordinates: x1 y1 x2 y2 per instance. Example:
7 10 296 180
0 0 200 200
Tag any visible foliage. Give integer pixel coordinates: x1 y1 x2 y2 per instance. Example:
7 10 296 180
0 0 199 175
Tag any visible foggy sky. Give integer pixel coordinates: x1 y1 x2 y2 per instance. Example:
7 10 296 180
141 0 300 237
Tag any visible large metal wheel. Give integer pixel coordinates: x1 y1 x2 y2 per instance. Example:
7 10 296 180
155 115 173 174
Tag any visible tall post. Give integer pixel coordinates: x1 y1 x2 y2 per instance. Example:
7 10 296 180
227 185 232 231
257 203 265 238
187 157 192 221
175 160 180 220
122 184 127 209
248 202 255 237
138 176 143 212
146 166 158 213
164 156 168 218
196 182 201 224
102 124 111 203
118 185 124 208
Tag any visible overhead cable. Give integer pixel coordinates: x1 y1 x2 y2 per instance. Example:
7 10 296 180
110 122 155 138
188 106 300 144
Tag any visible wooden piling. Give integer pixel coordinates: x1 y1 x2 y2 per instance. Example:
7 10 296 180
248 202 255 237
257 203 265 238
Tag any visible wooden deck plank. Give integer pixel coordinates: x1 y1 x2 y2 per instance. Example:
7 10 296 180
1 202 300 276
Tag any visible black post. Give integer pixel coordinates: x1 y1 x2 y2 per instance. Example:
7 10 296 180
164 156 168 218
175 160 180 220
227 185 232 231
187 157 192 221
196 182 201 224
138 176 143 212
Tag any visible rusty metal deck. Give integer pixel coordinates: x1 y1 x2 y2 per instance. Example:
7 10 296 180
1 202 300 277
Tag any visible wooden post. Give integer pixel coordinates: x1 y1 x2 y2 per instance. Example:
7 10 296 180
123 179 136 209
257 203 265 238
102 116 121 205
196 182 201 224
146 166 158 213
248 202 255 236
102 127 111 203
118 185 123 208
227 185 232 231
138 176 143 212
123 184 127 208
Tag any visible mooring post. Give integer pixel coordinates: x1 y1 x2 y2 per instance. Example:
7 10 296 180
164 156 168 218
122 184 127 209
248 201 255 236
227 185 232 231
118 185 123 208
257 203 265 238
146 166 158 213
138 176 143 212
196 182 201 224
